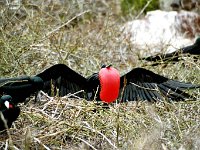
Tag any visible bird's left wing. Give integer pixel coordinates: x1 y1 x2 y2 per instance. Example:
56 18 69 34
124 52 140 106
36 64 88 98
119 68 200 102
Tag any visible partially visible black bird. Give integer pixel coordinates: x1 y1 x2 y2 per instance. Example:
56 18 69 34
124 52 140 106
143 37 200 63
0 95 20 131
0 64 199 103
0 76 44 104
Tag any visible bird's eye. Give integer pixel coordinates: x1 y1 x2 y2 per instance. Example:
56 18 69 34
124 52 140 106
101 65 106 68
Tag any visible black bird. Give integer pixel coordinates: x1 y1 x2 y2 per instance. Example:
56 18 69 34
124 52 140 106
0 95 20 131
35 64 200 102
0 64 199 103
0 76 44 104
143 37 200 63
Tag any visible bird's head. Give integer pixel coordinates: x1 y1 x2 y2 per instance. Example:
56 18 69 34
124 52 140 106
0 95 14 110
99 65 120 103
101 64 112 68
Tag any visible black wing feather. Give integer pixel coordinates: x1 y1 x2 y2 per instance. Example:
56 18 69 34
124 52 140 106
143 37 200 63
166 80 199 89
36 64 88 98
162 82 194 99
138 83 155 102
157 84 181 100
123 85 130 102
120 68 199 102
136 83 146 101
145 83 163 101
139 82 157 102
128 85 133 101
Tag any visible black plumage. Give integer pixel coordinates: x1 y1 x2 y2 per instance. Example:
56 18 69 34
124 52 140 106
37 64 199 102
0 64 199 103
0 95 20 131
0 76 44 104
119 68 199 102
36 64 99 101
143 37 200 63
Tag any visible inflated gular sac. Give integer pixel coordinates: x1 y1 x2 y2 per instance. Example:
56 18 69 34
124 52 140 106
99 66 120 103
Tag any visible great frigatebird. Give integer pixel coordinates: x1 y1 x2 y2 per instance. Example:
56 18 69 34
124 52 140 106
143 37 200 63
0 64 199 103
0 76 43 104
0 95 20 131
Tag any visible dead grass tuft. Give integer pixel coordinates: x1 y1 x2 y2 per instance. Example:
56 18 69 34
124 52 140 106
0 0 199 149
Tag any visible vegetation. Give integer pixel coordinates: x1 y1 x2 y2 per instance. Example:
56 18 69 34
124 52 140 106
0 0 199 149
121 0 160 16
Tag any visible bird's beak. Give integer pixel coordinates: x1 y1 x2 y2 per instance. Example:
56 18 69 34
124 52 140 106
101 64 112 68
4 101 10 109
106 64 112 68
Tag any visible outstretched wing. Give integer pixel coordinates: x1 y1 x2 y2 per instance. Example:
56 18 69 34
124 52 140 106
120 68 199 102
0 76 43 103
36 64 87 98
182 37 200 55
143 51 179 62
143 37 200 63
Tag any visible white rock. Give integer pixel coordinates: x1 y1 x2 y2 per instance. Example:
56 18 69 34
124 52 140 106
121 10 200 57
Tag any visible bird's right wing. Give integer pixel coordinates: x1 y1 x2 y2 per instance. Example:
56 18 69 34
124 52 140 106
119 68 199 102
36 64 87 98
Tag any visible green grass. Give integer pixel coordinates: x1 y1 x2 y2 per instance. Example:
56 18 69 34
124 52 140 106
0 1 200 149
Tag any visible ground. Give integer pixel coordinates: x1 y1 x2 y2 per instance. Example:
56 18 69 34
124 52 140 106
0 1 200 149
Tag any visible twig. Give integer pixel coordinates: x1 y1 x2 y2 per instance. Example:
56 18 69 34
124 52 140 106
135 0 153 19
83 121 118 149
39 10 91 43
34 137 51 150
63 90 85 99
39 91 54 101
0 112 14 150
75 137 98 150
130 82 159 91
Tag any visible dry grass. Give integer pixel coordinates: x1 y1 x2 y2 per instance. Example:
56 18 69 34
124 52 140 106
0 1 200 149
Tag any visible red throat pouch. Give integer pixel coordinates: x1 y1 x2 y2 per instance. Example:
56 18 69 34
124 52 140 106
9 104 13 109
99 67 120 103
